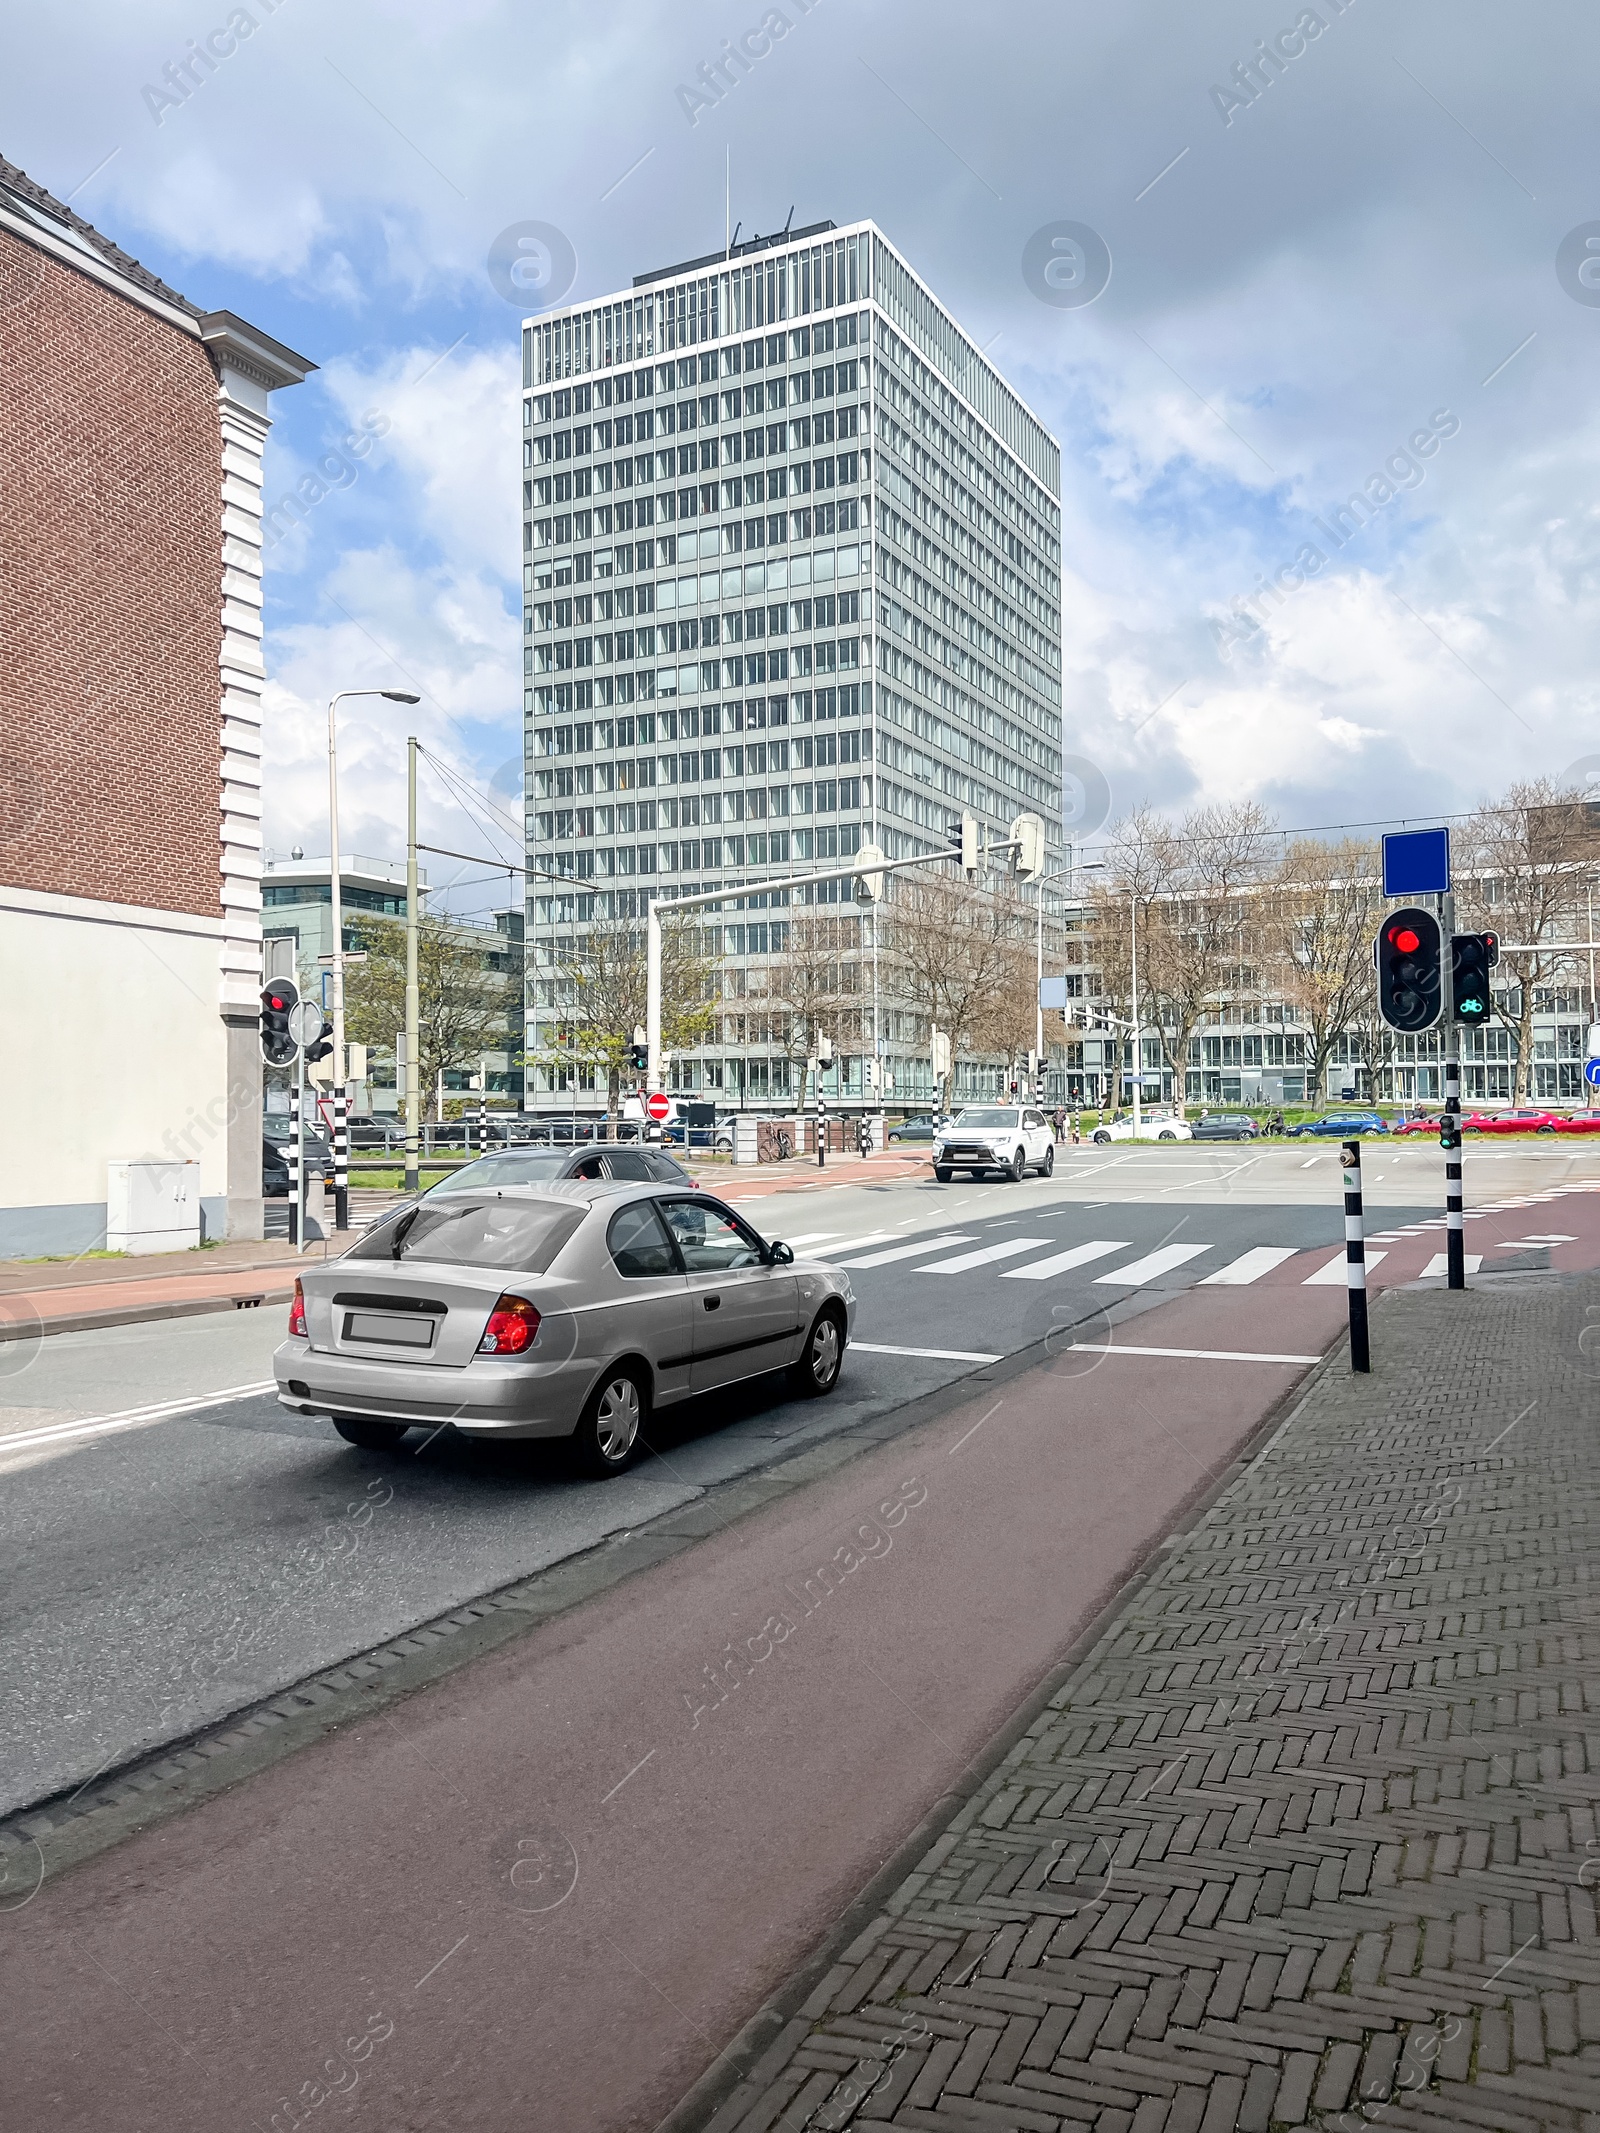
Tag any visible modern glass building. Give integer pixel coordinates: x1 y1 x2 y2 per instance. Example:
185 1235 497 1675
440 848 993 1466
522 219 1062 1106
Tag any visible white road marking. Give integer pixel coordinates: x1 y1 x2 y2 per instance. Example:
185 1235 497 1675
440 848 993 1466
1000 1239 1127 1281
1094 1243 1209 1286
805 1232 899 1259
1520 1234 1576 1243
836 1234 977 1268
853 1341 1001 1363
0 1381 277 1454
1304 1251 1387 1284
1419 1253 1484 1278
784 1231 842 1246
1068 1343 1321 1364
1199 1246 1301 1286
918 1237 1056 1274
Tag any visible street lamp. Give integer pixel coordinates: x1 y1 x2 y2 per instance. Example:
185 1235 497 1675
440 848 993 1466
326 687 419 1225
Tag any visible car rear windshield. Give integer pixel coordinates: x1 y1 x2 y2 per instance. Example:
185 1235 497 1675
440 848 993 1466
428 1153 571 1193
348 1196 583 1270
953 1108 1020 1129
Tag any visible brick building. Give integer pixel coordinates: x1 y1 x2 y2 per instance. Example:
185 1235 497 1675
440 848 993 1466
0 157 311 1252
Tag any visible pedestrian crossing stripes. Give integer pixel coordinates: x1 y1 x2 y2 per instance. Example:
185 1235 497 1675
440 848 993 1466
1420 1251 1483 1277
918 1236 1056 1274
1094 1243 1208 1286
1304 1248 1388 1284
835 1233 976 1269
1199 1245 1300 1286
1000 1239 1125 1281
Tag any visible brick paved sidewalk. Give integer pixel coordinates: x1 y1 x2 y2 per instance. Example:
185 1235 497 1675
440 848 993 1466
685 1272 1600 2133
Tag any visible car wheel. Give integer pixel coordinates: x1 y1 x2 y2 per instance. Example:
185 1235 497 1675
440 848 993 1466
1008 1146 1026 1181
1038 1144 1055 1176
790 1306 845 1398
1538 1124 1556 1134
573 1366 647 1478
934 1165 953 1182
331 1415 410 1451
1092 1129 1111 1145
1158 1130 1176 1140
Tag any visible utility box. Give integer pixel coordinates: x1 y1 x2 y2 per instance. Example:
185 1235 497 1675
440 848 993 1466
107 1159 201 1255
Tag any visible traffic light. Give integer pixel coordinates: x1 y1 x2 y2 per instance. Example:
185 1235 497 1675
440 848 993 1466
260 979 300 1067
1375 907 1442 1033
1009 812 1046 881
853 839 886 903
1451 934 1495 1026
304 1015 334 1065
630 1042 648 1073
954 812 979 875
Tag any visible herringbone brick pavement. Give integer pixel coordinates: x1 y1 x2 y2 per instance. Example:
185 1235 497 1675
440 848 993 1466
692 1275 1600 2132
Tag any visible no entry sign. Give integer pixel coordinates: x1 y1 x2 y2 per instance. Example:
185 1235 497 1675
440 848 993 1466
646 1090 671 1121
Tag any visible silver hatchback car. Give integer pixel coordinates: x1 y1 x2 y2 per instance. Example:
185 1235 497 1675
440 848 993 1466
274 1181 856 1477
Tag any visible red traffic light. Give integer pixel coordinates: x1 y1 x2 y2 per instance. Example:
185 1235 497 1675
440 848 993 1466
1390 925 1421 953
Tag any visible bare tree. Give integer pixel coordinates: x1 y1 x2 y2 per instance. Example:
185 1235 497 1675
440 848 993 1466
344 915 515 1120
884 871 1035 1112
1260 838 1383 1103
544 908 716 1124
764 909 861 1113
1457 782 1593 1104
1095 803 1274 1113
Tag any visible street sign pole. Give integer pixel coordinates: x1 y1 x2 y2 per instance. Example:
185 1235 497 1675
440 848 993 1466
1440 888 1465 1291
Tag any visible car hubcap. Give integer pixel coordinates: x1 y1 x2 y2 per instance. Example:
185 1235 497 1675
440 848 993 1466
596 1378 640 1461
811 1318 840 1385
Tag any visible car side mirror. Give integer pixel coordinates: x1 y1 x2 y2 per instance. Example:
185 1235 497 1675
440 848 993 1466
769 1241 795 1265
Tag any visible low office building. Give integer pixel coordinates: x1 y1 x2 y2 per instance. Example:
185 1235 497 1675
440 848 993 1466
0 156 311 1253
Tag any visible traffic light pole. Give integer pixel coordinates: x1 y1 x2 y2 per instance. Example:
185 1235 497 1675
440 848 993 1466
288 1071 303 1250
1341 1139 1370 1373
1441 890 1465 1291
332 1085 349 1233
404 736 422 1200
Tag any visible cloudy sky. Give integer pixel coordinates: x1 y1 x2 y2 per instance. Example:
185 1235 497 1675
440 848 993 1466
10 0 1599 906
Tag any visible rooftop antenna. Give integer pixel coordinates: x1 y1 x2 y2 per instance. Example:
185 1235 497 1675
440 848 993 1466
781 204 794 238
725 146 730 257
728 219 741 257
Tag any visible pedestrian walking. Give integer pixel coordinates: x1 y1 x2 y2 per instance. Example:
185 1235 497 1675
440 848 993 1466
1052 1106 1066 1142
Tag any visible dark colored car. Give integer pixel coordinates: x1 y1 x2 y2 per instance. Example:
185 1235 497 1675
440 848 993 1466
1190 1113 1259 1141
423 1146 697 1197
888 1114 948 1143
262 1118 333 1194
1286 1111 1389 1138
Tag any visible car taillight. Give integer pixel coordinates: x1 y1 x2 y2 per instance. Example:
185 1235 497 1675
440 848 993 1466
289 1279 307 1339
478 1294 541 1355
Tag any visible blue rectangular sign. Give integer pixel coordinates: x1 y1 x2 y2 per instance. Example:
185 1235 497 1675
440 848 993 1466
1382 827 1451 897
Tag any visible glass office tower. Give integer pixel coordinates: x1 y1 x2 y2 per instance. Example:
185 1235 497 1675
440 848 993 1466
522 219 1062 1107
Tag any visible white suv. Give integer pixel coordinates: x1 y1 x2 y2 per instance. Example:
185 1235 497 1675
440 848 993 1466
933 1106 1056 1182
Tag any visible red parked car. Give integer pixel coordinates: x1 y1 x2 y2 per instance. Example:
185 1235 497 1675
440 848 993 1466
1394 1108 1567 1135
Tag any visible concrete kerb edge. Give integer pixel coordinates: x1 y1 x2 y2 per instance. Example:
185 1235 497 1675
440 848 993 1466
0 1290 295 1342
653 1312 1355 2133
0 1295 1176 1880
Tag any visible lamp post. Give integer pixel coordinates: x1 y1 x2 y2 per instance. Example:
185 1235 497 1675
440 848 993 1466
326 687 418 1227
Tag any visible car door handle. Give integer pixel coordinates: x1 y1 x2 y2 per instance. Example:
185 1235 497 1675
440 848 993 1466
702 1294 721 1311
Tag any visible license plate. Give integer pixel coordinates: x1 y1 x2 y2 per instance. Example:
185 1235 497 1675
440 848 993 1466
345 1311 435 1348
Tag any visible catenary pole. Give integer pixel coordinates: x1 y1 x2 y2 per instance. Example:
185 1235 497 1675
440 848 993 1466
404 736 421 1198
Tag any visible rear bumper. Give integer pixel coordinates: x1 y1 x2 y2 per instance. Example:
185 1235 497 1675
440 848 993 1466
272 1338 589 1440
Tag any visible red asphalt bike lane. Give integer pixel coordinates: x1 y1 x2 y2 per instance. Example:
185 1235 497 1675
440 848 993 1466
6 1187 1600 2131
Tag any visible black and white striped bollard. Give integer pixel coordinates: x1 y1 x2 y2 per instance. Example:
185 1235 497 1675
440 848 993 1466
287 1081 302 1249
816 1093 826 1170
1442 1055 1465 1289
332 1084 349 1234
1341 1138 1370 1373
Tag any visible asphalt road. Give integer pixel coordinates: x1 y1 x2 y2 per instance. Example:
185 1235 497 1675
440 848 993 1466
0 1143 1588 1821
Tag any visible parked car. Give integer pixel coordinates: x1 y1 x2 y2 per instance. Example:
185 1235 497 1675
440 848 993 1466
262 1118 333 1193
1286 1111 1390 1138
1189 1113 1259 1141
933 1105 1056 1181
419 1146 696 1196
888 1113 949 1143
275 1181 854 1476
1462 1108 1562 1135
1090 1110 1194 1144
